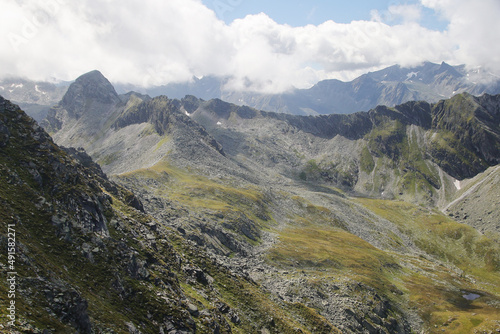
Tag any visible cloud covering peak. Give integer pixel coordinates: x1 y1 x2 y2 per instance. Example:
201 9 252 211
1 0 499 93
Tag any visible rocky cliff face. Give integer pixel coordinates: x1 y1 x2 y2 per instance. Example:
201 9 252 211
60 70 120 117
41 72 230 177
0 96 186 332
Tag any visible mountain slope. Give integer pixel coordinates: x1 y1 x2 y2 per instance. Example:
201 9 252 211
0 96 203 333
41 72 232 177
443 165 500 236
2 97 354 333
46 71 500 205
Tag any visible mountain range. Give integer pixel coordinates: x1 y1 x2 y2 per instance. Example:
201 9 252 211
119 61 500 115
4 62 500 122
0 78 68 122
1 69 499 333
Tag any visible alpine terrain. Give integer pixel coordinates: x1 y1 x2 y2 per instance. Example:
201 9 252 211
1 69 499 333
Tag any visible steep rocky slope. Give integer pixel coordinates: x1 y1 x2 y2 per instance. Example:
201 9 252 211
41 72 232 177
35 70 500 333
443 165 500 236
2 97 357 333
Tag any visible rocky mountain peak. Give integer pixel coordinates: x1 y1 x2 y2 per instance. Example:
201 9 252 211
61 70 119 116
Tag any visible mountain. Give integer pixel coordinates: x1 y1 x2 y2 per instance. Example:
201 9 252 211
115 62 500 116
34 70 500 333
42 72 229 177
5 62 500 120
225 62 500 115
115 75 225 101
191 93 500 205
0 77 69 122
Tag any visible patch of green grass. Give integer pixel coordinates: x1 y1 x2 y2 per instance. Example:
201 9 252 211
288 196 346 230
267 226 399 291
403 266 500 334
360 145 375 173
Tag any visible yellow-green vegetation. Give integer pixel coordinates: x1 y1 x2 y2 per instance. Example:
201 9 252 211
289 196 346 230
360 145 375 173
97 151 121 165
154 161 263 207
119 160 274 244
357 199 500 275
357 198 500 333
404 265 500 334
268 226 399 291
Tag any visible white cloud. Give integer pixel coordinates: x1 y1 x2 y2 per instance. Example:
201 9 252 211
421 0 500 72
0 0 498 93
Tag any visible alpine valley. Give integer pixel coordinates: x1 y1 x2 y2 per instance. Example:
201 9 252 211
1 68 500 334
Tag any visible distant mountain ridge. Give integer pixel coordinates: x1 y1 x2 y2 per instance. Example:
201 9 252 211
0 77 68 122
116 61 500 115
224 62 500 115
4 61 499 121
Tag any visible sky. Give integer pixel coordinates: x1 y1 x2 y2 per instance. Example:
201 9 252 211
203 0 446 30
1 0 500 93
